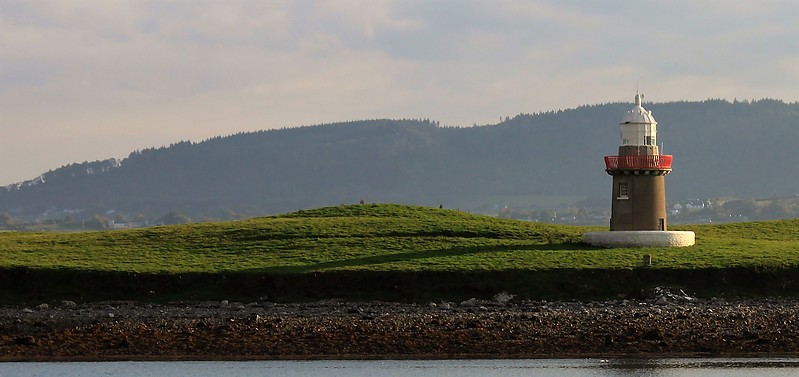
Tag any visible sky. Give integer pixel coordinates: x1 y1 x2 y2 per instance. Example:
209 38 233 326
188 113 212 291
2 1 799 185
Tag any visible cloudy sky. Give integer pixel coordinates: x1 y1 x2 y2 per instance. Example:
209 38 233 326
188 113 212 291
2 1 798 185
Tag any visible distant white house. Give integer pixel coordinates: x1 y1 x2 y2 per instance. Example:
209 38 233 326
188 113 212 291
109 220 149 229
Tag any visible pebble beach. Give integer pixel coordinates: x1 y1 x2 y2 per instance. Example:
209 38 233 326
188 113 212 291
2 294 799 361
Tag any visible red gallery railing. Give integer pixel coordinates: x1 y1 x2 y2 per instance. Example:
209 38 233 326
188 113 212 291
604 155 672 170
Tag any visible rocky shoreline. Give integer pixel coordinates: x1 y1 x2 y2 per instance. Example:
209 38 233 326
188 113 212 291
3 293 799 361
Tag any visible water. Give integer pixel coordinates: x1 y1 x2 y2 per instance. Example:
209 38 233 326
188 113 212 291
2 358 799 377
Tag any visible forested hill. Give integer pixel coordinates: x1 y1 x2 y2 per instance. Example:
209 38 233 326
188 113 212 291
2 99 799 221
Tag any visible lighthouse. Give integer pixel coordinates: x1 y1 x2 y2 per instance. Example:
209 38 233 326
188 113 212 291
583 93 694 248
607 92 669 231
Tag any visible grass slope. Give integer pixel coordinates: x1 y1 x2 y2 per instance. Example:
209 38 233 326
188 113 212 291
2 204 799 303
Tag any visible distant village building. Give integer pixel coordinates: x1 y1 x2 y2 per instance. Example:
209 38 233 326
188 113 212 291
109 220 149 229
583 93 694 248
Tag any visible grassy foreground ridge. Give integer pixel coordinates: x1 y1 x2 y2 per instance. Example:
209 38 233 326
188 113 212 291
3 204 799 303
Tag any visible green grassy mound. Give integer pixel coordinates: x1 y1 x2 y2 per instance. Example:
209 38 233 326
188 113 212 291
2 204 799 303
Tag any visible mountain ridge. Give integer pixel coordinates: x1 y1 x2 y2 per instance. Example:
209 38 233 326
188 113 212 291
2 98 798 223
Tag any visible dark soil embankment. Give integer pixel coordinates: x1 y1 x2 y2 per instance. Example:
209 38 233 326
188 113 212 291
2 267 799 304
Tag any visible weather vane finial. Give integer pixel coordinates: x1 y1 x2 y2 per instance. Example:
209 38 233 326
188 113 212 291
635 82 642 106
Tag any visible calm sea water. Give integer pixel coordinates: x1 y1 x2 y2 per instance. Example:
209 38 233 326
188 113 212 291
2 358 799 377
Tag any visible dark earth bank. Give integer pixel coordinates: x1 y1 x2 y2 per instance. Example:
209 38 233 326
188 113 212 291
4 267 799 304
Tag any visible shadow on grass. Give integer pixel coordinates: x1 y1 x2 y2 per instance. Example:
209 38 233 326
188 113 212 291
263 242 587 273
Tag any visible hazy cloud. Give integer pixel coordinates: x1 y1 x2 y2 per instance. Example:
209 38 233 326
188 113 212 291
1 0 799 184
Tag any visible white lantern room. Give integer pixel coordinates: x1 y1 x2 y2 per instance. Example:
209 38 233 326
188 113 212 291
619 93 657 147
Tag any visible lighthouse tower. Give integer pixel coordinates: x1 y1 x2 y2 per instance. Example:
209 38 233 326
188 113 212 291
583 92 694 248
607 92 670 231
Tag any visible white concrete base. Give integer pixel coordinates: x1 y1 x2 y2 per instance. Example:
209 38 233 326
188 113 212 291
582 231 695 248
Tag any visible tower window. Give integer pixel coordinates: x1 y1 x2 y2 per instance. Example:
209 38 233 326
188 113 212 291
618 183 629 199
645 136 655 145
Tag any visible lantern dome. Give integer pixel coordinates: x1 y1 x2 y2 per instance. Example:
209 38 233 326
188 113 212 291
621 93 657 124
